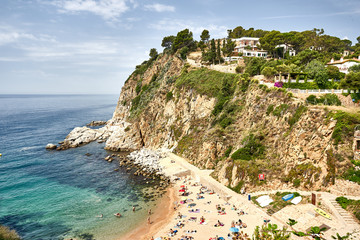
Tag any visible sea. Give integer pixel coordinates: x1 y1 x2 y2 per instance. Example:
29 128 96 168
0 94 163 240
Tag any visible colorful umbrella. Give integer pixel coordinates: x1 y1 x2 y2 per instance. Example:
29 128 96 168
230 227 239 233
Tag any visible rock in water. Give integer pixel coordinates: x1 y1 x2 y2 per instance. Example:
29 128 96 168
86 120 107 127
45 143 57 150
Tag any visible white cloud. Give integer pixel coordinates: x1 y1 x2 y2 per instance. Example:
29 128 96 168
0 25 56 46
144 3 175 12
149 19 228 39
52 0 130 21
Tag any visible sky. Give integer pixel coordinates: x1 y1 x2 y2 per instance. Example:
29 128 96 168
0 0 359 94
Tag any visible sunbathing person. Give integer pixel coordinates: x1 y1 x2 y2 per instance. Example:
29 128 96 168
214 220 224 227
199 216 205 224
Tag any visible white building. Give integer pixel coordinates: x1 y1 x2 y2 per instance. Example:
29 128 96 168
276 44 296 57
232 37 268 58
327 57 360 74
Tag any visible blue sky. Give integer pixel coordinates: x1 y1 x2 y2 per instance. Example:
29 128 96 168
1 0 359 94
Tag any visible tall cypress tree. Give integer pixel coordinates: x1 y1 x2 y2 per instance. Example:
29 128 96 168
217 39 222 64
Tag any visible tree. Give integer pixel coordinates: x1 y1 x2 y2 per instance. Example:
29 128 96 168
200 29 210 44
260 31 283 57
305 59 329 88
326 65 341 79
340 72 360 90
261 66 276 79
292 49 320 66
276 64 291 74
149 48 158 60
172 29 195 53
216 39 222 64
244 57 266 76
179 46 189 60
161 35 175 50
222 38 235 57
305 59 326 79
357 36 360 43
349 64 360 73
202 39 216 64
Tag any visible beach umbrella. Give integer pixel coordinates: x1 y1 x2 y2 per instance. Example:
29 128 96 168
154 237 162 240
181 197 187 201
188 203 196 207
230 227 239 233
179 189 185 192
180 185 185 188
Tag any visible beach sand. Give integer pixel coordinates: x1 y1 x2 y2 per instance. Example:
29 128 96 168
119 186 179 240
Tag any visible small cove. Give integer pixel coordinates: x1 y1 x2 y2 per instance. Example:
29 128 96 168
0 94 163 240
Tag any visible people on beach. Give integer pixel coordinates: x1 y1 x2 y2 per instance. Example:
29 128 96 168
200 216 205 224
114 213 121 217
148 209 152 215
214 220 224 227
132 206 135 212
147 216 151 224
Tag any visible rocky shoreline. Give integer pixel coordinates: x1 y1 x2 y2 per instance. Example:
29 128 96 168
101 148 171 190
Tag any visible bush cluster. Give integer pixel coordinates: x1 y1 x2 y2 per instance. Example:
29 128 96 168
231 134 265 160
306 94 341 106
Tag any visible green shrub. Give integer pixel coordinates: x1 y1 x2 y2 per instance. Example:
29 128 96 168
288 105 307 127
131 95 141 110
306 95 317 104
212 97 228 116
224 146 233 157
124 126 130 132
293 179 301 187
166 91 173 102
151 73 158 82
235 65 244 73
283 82 319 89
231 134 265 160
175 68 238 98
219 116 233 129
135 81 142 95
272 104 289 117
318 94 341 106
329 111 360 145
336 196 351 209
266 104 274 115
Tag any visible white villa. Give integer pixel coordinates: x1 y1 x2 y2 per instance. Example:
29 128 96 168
232 37 268 58
327 57 360 74
276 44 296 57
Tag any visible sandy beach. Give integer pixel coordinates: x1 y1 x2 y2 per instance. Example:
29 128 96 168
141 153 360 240
119 186 179 240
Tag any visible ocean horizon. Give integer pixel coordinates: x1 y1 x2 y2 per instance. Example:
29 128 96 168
0 94 162 240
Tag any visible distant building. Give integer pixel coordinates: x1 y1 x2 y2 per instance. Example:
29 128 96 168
276 44 296 57
232 37 268 58
326 56 360 74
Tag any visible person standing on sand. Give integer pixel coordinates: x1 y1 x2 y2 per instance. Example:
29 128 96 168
148 209 151 215
132 206 135 212
147 216 151 224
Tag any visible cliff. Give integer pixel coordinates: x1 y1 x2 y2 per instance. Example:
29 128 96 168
62 52 360 194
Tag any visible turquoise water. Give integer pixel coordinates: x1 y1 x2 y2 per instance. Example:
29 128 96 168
0 95 163 240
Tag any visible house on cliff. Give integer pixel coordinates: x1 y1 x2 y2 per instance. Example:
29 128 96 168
326 56 360 74
232 37 268 58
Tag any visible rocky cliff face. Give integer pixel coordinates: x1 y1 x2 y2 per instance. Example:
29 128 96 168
66 52 360 194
